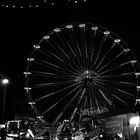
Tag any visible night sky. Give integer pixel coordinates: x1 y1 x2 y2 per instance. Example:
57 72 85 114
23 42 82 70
0 1 140 123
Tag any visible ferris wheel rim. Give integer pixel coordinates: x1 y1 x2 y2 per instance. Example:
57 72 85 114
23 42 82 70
24 22 140 126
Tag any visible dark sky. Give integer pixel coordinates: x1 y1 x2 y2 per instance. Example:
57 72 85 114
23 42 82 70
0 1 140 122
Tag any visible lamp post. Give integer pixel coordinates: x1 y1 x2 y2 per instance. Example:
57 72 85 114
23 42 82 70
1 77 9 123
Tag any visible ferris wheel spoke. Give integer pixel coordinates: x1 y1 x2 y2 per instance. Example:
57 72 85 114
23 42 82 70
89 28 97 64
119 81 136 86
78 25 86 69
92 82 112 107
49 38 83 75
70 88 87 121
55 29 76 58
95 80 135 98
34 58 60 69
89 87 94 109
98 88 112 106
67 26 86 70
96 82 129 106
96 83 113 106
88 27 99 70
68 27 82 58
79 24 88 63
38 48 64 63
90 83 102 110
80 93 87 112
30 71 76 80
35 57 81 76
32 79 76 89
93 33 107 67
32 106 40 116
47 37 83 74
70 107 78 122
54 31 83 73
49 38 71 59
98 72 135 79
97 76 136 87
98 61 131 75
89 84 100 110
52 88 85 126
88 35 95 68
81 89 89 110
41 85 81 115
83 94 88 111
111 93 129 106
95 41 117 70
97 51 124 73
97 77 136 87
35 82 80 102
92 83 113 108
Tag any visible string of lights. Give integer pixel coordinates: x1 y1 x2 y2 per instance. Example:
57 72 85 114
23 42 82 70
0 0 88 8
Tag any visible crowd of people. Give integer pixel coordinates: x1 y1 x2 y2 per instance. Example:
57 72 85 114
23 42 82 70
0 115 100 140
0 114 125 140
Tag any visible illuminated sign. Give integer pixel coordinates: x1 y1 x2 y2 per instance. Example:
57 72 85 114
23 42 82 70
104 118 123 135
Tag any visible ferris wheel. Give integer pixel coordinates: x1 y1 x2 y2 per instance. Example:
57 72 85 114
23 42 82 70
24 22 140 126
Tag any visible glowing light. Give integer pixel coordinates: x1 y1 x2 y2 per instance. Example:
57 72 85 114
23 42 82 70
137 86 140 93
99 134 103 138
54 28 61 32
135 99 140 105
130 116 140 131
28 102 35 105
79 24 86 28
117 133 123 138
66 25 73 29
104 31 110 35
24 72 31 77
27 58 34 61
24 87 32 91
33 45 40 49
43 35 50 40
136 99 140 102
1 78 9 85
123 48 130 52
91 26 98 30
114 39 121 43
135 73 140 76
130 60 137 64
0 0 88 8
36 116 43 119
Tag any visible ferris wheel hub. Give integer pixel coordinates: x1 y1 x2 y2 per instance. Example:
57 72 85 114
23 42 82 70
75 70 98 86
